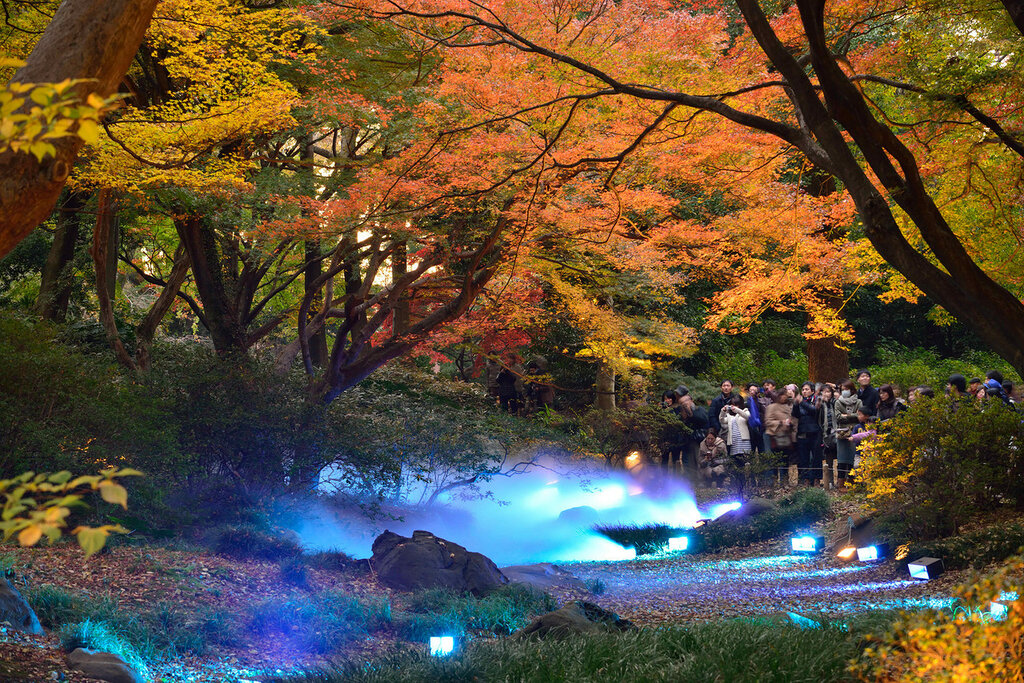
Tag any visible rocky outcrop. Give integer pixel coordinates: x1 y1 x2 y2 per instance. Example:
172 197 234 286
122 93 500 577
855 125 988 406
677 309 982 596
500 563 588 592
518 601 635 639
0 577 42 634
370 530 508 596
66 649 143 683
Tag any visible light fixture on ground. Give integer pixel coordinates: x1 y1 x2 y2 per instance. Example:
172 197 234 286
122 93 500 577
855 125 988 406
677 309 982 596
429 636 455 657
791 534 826 554
907 556 944 581
856 543 889 562
836 546 857 561
668 535 689 552
990 591 1018 621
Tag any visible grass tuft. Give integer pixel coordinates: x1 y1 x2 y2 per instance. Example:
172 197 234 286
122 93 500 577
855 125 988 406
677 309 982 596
249 592 391 654
395 584 556 641
592 523 686 555
214 525 303 562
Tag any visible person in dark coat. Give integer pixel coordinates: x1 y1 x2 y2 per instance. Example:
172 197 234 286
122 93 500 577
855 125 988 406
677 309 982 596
792 381 821 486
856 370 880 416
708 380 736 434
875 383 907 423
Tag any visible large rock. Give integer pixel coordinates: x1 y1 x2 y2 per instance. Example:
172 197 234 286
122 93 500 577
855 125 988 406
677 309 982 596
0 577 42 634
500 563 588 592
370 530 508 596
557 505 600 527
518 601 635 639
66 649 144 683
714 497 776 524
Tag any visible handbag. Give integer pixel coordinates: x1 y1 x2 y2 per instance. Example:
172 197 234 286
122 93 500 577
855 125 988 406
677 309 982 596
772 433 793 448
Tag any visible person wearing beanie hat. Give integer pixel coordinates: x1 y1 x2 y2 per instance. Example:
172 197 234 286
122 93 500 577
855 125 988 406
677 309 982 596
856 370 879 416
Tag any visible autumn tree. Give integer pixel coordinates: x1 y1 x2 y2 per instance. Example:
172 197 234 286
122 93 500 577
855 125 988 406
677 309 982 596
350 0 1024 377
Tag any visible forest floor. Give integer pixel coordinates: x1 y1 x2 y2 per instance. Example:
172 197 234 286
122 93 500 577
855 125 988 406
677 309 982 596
0 494 967 682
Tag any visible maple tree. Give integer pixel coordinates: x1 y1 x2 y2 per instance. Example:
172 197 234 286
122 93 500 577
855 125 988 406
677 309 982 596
344 0 1024 378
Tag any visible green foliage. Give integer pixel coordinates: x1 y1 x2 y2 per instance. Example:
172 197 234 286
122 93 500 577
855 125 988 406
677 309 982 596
213 525 303 562
304 550 356 571
28 584 237 660
58 619 150 680
691 488 830 553
395 585 557 641
862 342 1019 395
249 592 392 654
592 523 686 555
585 578 606 595
857 397 1024 540
328 364 570 505
899 522 1024 571
0 312 176 478
279 612 895 683
706 348 809 387
279 556 310 588
569 403 684 467
854 554 1024 681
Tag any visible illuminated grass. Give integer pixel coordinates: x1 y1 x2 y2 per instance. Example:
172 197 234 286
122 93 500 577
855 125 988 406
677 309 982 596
592 523 687 555
691 488 829 552
273 612 898 683
249 592 392 654
394 584 557 640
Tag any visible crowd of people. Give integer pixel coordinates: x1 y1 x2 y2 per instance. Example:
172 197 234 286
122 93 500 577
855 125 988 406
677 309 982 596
660 369 1018 492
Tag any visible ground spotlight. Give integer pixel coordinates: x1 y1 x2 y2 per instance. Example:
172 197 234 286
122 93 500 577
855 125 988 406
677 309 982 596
907 556 944 581
836 546 857 561
429 636 455 656
791 534 825 554
990 591 1018 621
624 451 642 470
856 543 889 562
668 535 689 552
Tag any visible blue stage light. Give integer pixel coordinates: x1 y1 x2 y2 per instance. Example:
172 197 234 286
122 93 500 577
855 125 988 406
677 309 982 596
856 543 889 562
991 591 1018 621
907 556 944 580
668 536 689 551
791 534 825 553
429 636 455 656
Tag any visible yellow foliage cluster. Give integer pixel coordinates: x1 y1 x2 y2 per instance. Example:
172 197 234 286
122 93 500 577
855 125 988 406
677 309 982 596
0 468 142 557
0 58 110 161
854 554 1024 682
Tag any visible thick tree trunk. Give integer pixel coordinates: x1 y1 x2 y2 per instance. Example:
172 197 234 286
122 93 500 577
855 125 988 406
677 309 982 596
91 190 135 370
0 0 160 259
175 215 249 354
1002 1 1024 37
807 336 848 384
34 191 86 321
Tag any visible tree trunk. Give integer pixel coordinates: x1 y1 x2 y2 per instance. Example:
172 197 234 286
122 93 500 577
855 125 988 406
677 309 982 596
34 191 86 321
1002 1 1024 37
807 336 848 384
91 189 135 370
391 241 410 337
175 215 249 354
304 240 329 367
134 244 192 372
595 362 616 411
0 0 161 259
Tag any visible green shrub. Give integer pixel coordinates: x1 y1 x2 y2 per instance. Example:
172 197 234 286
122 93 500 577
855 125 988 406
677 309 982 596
279 557 310 588
276 611 895 683
214 525 303 562
394 584 556 641
898 522 1024 571
27 585 119 630
249 592 392 654
304 550 355 571
59 619 150 679
857 397 1024 540
592 523 686 555
586 578 606 595
691 488 830 552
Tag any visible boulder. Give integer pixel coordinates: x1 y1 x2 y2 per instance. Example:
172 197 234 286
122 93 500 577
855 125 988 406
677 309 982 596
66 649 143 683
0 577 42 634
370 530 508 596
714 497 776 524
518 601 635 639
557 505 600 527
500 563 588 592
